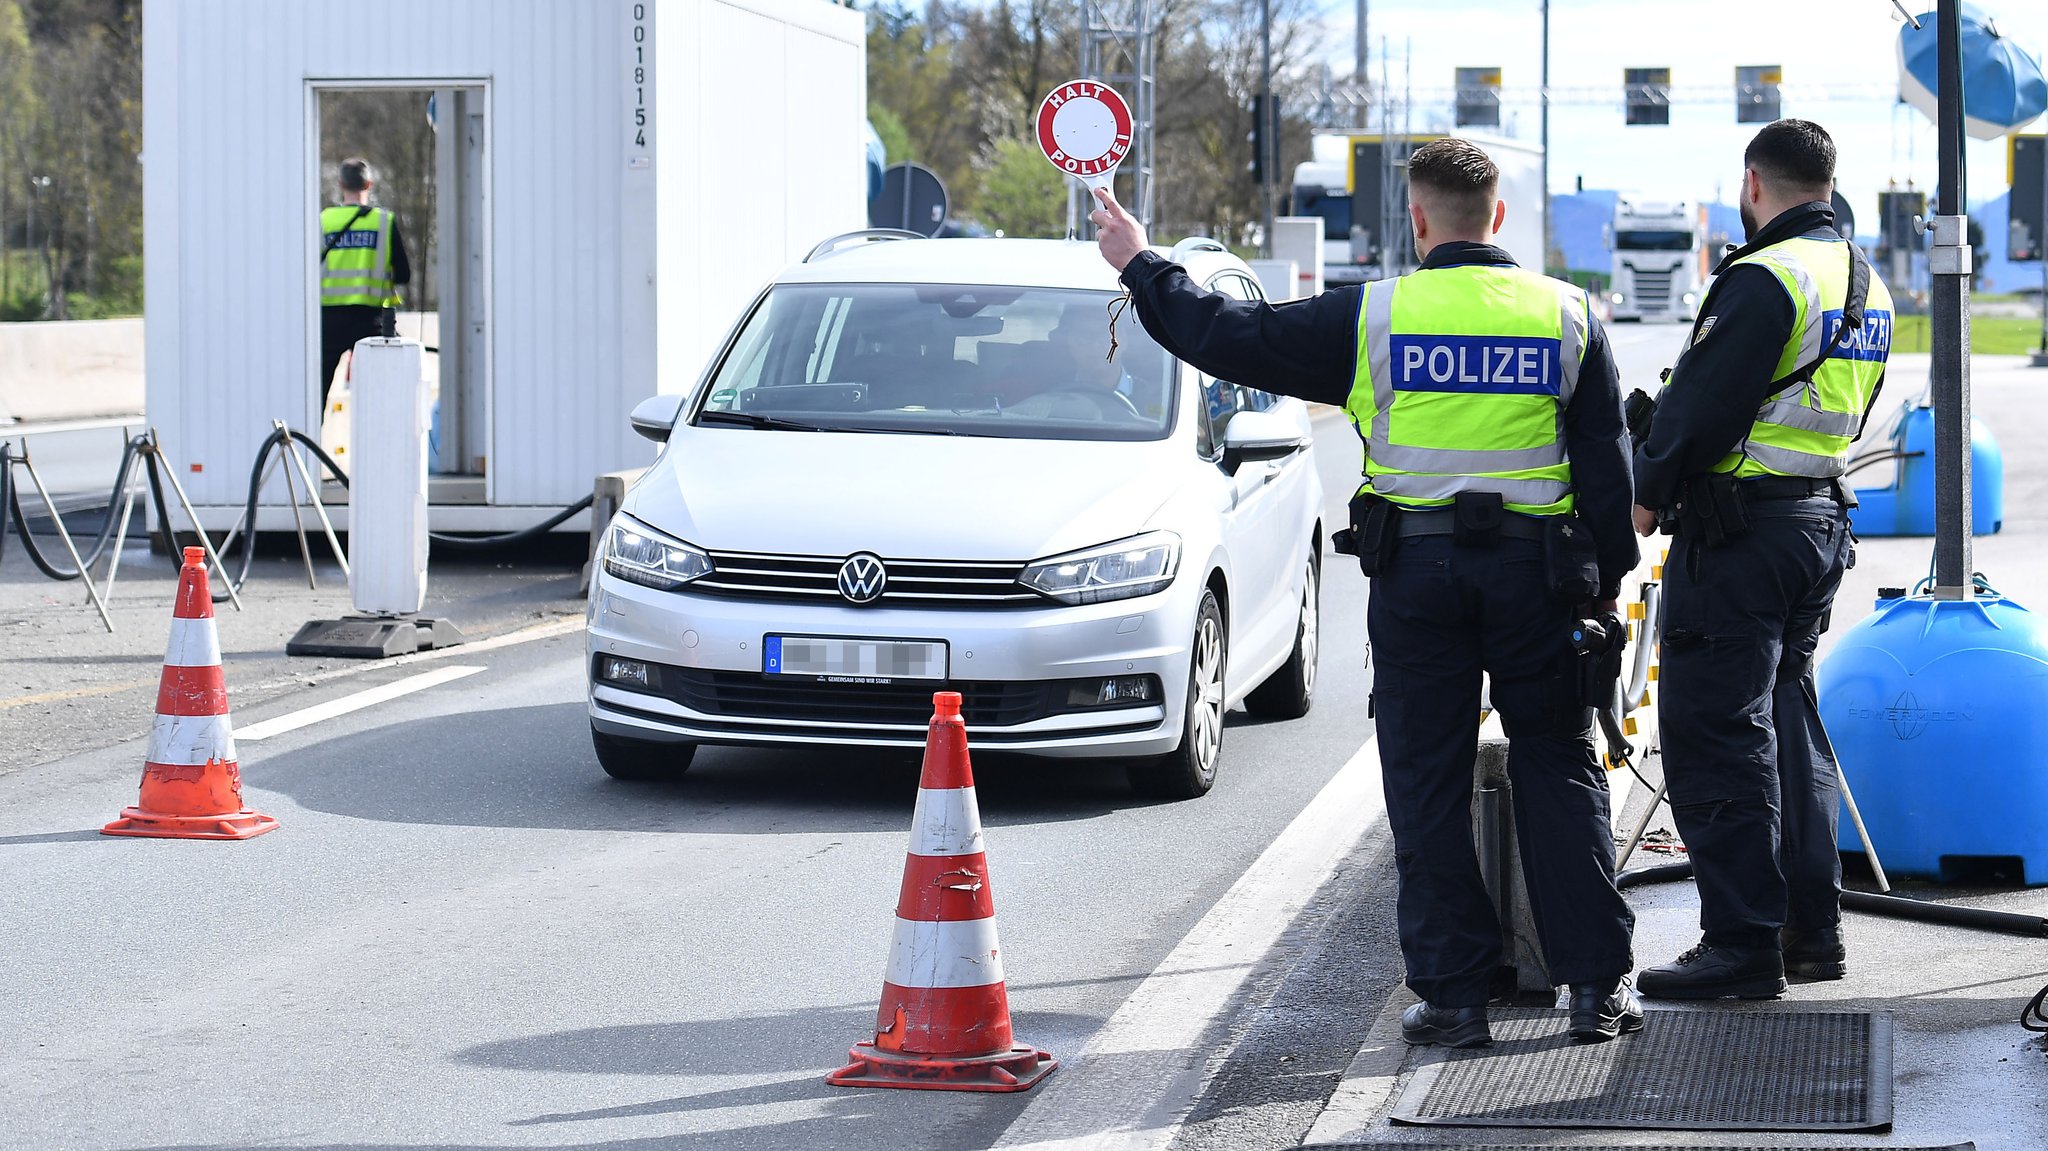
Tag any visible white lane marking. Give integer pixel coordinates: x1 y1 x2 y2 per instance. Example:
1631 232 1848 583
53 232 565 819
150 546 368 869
237 666 485 742
993 735 1387 1151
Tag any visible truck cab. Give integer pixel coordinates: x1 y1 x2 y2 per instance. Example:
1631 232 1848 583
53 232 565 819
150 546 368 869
1607 197 1706 322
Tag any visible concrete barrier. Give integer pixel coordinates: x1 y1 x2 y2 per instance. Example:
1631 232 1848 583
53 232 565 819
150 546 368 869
0 318 145 423
580 467 647 596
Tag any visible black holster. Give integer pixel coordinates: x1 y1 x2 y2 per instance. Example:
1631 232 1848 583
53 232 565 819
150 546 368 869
1332 490 1395 577
1543 516 1600 601
1576 611 1628 708
1670 472 1750 546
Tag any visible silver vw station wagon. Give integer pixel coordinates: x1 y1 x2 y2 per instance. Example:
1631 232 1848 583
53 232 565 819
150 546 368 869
585 234 1325 798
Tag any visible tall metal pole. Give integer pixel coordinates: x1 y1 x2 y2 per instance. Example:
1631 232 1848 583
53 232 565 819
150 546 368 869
1540 0 1551 272
2038 132 2047 357
1355 0 1368 86
1929 0 1973 597
1260 0 1275 257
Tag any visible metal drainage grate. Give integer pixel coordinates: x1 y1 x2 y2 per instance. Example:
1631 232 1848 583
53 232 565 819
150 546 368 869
1388 1009 1892 1131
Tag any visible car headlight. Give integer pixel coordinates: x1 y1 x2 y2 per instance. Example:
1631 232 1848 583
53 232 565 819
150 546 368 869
1021 531 1181 605
1682 291 1698 306
1609 292 1625 305
602 513 712 591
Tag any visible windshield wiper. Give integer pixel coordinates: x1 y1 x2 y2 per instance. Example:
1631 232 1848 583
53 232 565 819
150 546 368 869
837 424 962 436
696 410 826 432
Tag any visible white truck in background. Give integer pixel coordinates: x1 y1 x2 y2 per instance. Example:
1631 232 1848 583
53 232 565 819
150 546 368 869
1607 197 1708 321
1288 131 1545 286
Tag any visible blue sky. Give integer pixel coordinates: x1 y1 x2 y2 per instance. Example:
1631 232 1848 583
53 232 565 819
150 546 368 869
1305 0 2048 228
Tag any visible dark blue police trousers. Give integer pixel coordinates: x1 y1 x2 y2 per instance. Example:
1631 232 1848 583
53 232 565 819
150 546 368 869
1658 496 1852 949
1368 533 1636 1009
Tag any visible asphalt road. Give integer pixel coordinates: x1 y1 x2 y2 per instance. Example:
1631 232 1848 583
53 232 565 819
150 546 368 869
0 317 1698 1150
1 401 1376 1151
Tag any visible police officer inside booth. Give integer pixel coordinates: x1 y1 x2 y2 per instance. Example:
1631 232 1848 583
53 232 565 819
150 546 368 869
1091 138 1643 1045
318 156 411 416
1630 119 1892 1000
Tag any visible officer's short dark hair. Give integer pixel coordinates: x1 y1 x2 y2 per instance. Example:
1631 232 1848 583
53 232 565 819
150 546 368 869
1406 138 1498 232
1744 120 1835 196
339 157 375 194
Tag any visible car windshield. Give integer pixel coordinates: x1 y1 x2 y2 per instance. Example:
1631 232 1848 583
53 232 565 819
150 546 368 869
1614 229 1695 251
693 283 1177 440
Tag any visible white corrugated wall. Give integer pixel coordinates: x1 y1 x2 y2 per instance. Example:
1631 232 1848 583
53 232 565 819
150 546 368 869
143 0 861 518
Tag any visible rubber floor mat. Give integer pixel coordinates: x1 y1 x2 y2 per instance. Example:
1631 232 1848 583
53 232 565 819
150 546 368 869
1387 1008 1892 1131
1305 1145 1970 1150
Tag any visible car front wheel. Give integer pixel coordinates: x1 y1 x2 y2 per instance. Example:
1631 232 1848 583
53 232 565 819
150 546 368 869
591 726 697 782
1245 548 1319 720
1128 589 1227 799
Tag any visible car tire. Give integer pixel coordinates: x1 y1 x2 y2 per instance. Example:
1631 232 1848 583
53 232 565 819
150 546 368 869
1245 548 1319 720
1128 589 1227 800
591 726 697 782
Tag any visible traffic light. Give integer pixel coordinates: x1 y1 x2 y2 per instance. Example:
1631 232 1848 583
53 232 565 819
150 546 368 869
1455 67 1502 128
1249 94 1265 184
1735 65 1781 124
1624 68 1671 126
1877 190 1926 257
1248 93 1280 185
2012 135 2044 262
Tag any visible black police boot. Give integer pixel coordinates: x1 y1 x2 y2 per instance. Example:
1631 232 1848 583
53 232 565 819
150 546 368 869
1400 1001 1490 1048
1567 977 1645 1043
1638 941 1785 1000
1781 924 1848 980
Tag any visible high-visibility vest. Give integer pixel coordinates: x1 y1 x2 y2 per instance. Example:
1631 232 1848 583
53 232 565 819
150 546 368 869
1344 263 1590 515
1711 236 1894 479
319 205 401 308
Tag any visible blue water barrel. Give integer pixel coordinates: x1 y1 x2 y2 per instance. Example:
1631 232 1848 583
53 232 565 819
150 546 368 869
1848 405 2003 536
1817 593 2048 884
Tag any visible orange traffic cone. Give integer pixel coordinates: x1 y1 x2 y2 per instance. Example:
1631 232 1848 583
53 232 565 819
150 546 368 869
828 691 1055 1092
103 547 278 841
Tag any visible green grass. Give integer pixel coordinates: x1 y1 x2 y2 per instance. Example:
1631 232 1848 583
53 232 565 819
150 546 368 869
1891 314 2046 355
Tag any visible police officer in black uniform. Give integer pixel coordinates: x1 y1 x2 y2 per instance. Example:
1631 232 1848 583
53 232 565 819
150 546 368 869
1092 139 1641 1045
1633 120 1892 999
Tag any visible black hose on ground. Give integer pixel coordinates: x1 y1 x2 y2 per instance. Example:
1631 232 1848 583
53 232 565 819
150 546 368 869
1615 858 2048 937
199 425 593 597
3 424 593 598
0 436 152 581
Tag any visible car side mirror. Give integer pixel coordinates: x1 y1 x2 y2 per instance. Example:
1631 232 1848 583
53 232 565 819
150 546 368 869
1220 407 1308 474
629 394 686 442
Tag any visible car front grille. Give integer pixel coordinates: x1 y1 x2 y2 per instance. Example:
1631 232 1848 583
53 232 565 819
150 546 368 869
694 550 1041 607
657 667 1054 726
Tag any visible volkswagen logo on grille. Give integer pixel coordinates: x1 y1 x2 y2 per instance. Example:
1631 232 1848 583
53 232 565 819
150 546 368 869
837 553 889 605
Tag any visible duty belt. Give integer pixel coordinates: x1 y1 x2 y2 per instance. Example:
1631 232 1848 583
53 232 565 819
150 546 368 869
1393 508 1549 541
1739 476 1846 503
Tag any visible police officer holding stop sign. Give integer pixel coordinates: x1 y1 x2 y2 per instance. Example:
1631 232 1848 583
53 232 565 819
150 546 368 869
1093 138 1641 1046
1631 119 1893 1000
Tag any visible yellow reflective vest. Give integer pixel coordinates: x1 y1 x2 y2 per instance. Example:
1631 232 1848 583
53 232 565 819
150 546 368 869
1344 263 1591 515
319 205 401 308
1712 236 1893 479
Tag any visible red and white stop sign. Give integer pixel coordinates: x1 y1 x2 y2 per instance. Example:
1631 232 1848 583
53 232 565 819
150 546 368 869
1035 80 1133 187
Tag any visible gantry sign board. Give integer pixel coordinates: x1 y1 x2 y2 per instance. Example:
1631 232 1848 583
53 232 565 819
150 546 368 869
1036 80 1134 189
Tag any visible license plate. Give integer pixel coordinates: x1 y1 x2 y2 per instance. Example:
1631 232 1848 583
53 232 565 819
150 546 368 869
763 635 948 682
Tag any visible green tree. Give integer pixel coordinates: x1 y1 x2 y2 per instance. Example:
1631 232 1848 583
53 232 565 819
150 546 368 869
0 0 41 315
865 3 981 213
975 136 1067 238
868 102 910 166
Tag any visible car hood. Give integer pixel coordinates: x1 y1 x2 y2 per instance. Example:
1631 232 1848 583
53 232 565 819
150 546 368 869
625 426 1185 561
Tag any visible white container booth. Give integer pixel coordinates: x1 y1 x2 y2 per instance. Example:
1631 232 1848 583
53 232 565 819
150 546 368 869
142 0 867 534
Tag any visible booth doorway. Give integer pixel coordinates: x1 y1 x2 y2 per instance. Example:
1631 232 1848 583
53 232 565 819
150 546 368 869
311 82 490 492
